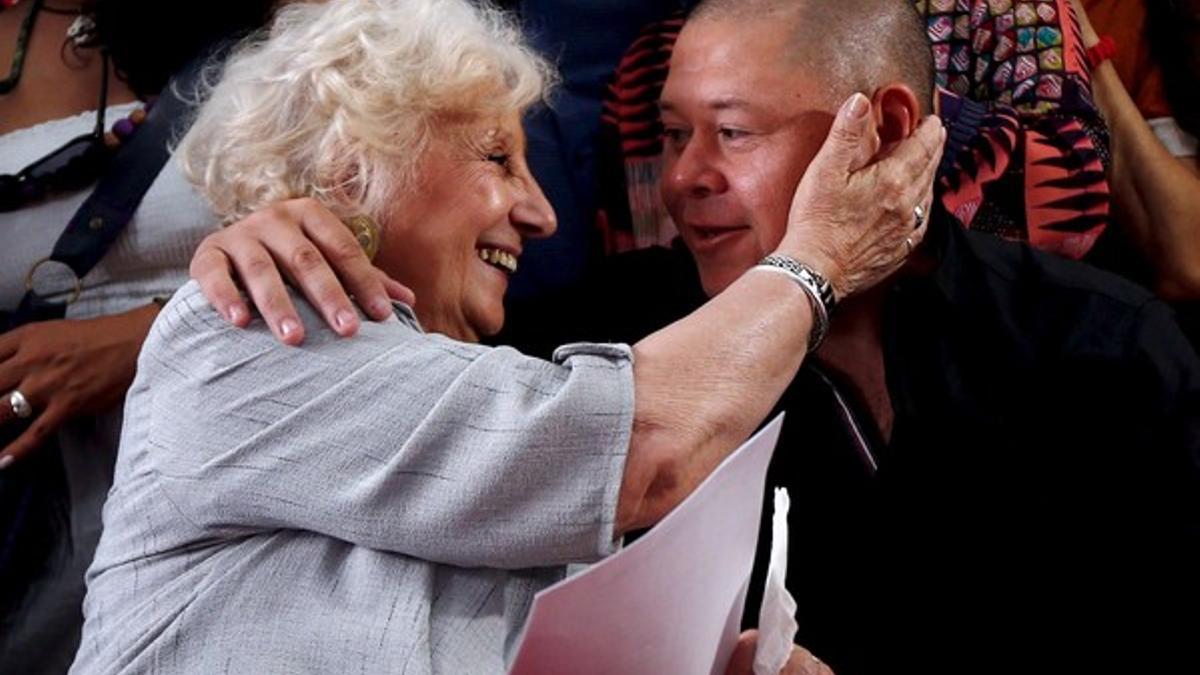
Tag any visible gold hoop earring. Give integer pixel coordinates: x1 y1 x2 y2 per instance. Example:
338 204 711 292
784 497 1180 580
342 214 380 261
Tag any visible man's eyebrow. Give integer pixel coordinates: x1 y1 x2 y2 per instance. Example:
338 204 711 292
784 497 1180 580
659 96 756 114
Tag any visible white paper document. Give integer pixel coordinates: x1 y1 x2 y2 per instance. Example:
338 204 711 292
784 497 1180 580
508 414 786 675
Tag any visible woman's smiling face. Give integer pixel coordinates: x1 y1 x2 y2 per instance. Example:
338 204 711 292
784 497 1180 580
374 111 556 342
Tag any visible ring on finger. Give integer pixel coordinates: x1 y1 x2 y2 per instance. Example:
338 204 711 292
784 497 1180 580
913 204 926 230
8 390 33 420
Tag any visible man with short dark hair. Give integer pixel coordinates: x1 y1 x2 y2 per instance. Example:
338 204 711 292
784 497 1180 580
656 2 1198 672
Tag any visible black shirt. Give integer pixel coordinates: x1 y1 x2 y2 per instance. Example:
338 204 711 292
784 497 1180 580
497 212 1200 674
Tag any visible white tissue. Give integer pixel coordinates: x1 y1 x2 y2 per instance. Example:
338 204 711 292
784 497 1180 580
753 488 799 675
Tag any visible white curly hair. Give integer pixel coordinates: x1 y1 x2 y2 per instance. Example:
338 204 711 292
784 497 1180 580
177 0 556 224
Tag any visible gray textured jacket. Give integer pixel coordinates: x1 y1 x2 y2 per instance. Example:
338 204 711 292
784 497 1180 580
70 281 634 674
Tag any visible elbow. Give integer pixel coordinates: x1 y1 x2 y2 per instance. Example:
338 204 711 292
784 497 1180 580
615 420 688 534
616 408 732 533
1155 251 1200 302
633 456 686 531
1151 194 1200 302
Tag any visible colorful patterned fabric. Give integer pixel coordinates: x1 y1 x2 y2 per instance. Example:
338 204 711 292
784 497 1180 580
918 0 1091 114
597 0 1111 260
937 87 1110 257
925 0 1110 256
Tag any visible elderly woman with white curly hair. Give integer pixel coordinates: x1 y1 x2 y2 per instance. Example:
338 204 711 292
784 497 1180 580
70 0 941 672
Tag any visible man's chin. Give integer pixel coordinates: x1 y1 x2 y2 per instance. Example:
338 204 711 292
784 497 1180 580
697 264 747 298
681 232 762 298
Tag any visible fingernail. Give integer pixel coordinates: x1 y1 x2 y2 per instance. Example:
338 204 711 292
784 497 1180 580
228 303 247 325
280 318 300 339
335 310 358 332
0 456 13 471
841 93 869 121
372 298 394 317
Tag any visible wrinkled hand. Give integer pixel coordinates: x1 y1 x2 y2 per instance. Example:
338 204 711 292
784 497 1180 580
189 198 415 345
0 304 158 466
778 93 944 301
725 630 835 675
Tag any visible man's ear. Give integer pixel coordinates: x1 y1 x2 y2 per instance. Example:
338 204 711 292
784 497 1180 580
870 83 922 154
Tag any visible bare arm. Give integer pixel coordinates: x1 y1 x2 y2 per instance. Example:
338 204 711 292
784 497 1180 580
1073 1 1200 299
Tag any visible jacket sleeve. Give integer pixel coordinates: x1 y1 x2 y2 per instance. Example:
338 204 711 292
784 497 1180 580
141 282 634 569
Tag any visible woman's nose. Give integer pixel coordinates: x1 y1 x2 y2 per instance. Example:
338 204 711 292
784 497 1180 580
511 177 557 239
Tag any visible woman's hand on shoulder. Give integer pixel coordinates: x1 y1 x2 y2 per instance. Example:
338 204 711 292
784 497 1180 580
190 197 415 345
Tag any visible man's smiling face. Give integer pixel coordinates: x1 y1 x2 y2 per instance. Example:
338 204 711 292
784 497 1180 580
659 16 838 296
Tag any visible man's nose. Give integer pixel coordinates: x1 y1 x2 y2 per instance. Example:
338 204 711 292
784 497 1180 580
510 177 557 240
666 136 728 198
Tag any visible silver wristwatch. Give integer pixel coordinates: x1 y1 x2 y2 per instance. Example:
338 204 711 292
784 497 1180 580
754 254 836 350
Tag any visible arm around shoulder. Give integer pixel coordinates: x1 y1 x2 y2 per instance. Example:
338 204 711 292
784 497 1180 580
139 283 637 569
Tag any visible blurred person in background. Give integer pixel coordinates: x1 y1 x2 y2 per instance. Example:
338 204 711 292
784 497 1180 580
1074 0 1200 342
0 1 279 671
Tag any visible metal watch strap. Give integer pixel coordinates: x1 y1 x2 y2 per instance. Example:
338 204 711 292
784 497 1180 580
754 254 835 350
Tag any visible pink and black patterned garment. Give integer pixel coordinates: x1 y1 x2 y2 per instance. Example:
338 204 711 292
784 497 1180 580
597 0 1111 260
924 0 1110 258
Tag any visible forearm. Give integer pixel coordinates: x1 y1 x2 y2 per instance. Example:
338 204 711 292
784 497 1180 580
1090 62 1200 298
618 269 813 532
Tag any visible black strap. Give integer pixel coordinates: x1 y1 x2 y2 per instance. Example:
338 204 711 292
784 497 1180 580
6 54 207 329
